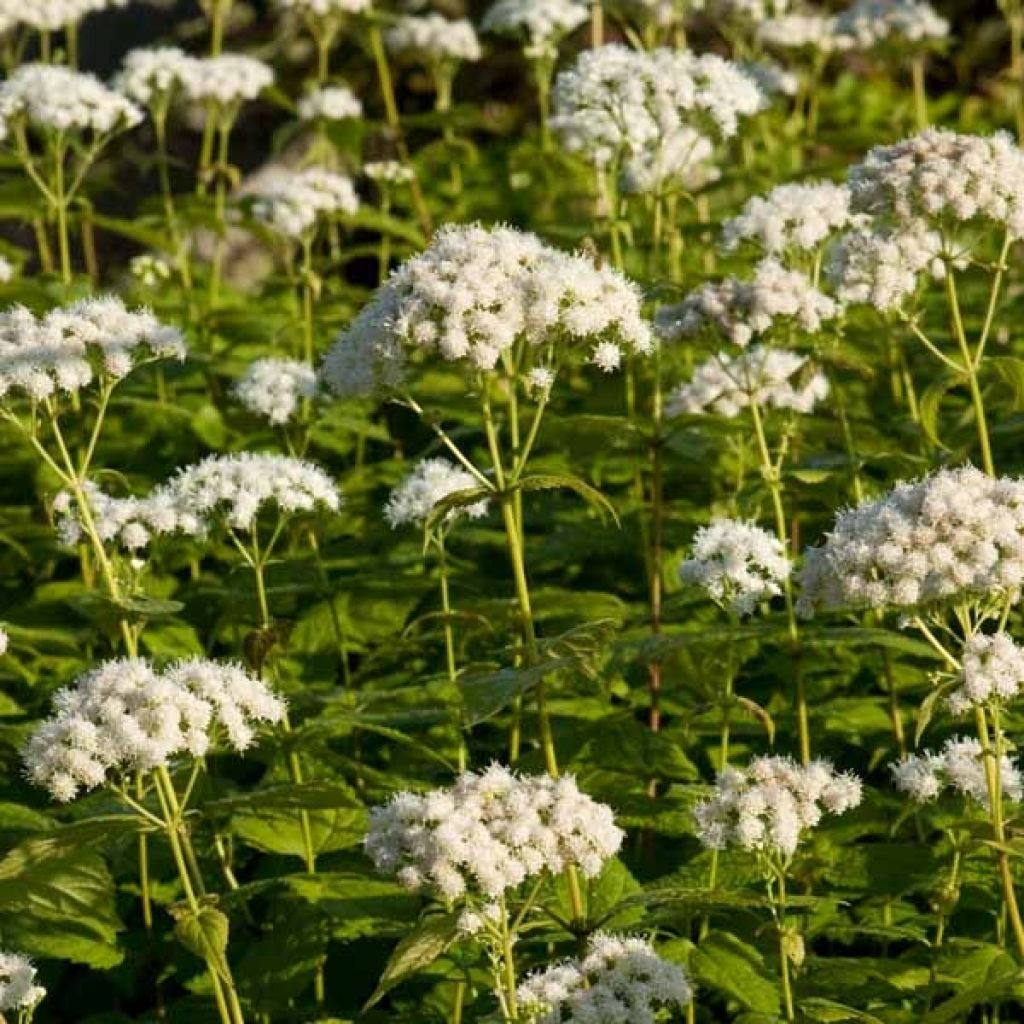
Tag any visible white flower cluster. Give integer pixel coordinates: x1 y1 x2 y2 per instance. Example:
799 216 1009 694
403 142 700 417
758 10 852 52
694 756 863 858
4 0 126 31
834 0 948 49
115 47 198 107
551 46 763 191
250 167 359 239
825 224 947 310
723 182 855 255
848 129 1024 240
891 736 1022 807
364 160 415 185
0 952 45 1014
297 84 363 121
0 296 186 402
385 458 489 529
0 64 142 139
518 934 691 1024
481 0 588 59
384 15 483 64
679 519 791 615
319 223 653 398
364 765 624 900
739 59 799 100
235 358 317 424
712 0 787 22
798 467 1024 615
273 0 370 18
53 480 192 552
179 55 275 109
657 260 837 346
0 255 13 284
948 632 1024 715
24 658 286 802
620 126 716 196
162 453 341 533
666 346 828 418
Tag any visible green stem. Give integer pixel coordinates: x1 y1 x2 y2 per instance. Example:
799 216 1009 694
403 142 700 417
437 533 466 772
911 54 929 130
52 136 72 285
777 872 796 1023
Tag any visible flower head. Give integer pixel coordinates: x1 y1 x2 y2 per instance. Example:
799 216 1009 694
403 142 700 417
235 358 317 424
892 736 1022 808
364 766 624 900
384 15 483 64
948 631 1024 714
481 0 588 59
115 47 198 108
179 55 274 109
834 0 948 50
250 167 359 240
297 84 363 121
0 952 45 1013
385 458 489 529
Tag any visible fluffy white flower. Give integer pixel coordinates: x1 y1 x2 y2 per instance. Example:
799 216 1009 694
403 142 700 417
9 0 127 30
0 952 45 1013
481 0 588 58
657 259 837 346
297 84 363 121
551 46 764 189
825 222 949 310
273 0 370 16
319 223 653 398
723 182 856 254
385 14 482 63
519 933 691 1024
159 453 341 534
739 58 799 99
834 0 948 49
250 167 359 239
694 756 862 858
23 658 285 801
364 160 415 184
385 458 488 528
0 64 142 139
680 519 791 615
848 129 1024 239
0 255 14 284
798 466 1024 615
758 10 853 51
892 736 1022 807
180 55 274 109
0 296 185 402
115 47 198 107
712 0 787 22
666 346 829 418
365 766 624 900
235 358 317 424
948 632 1024 714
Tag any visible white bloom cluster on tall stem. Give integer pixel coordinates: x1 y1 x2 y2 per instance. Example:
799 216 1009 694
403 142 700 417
825 223 947 310
798 467 1024 615
0 952 45 1014
297 84 363 121
834 0 948 50
6 0 127 31
385 458 489 529
722 182 855 256
160 453 341 534
758 10 853 53
680 519 791 615
364 160 415 185
179 54 274 109
0 64 142 139
657 259 837 346
712 0 787 23
666 346 828 418
848 129 1024 240
694 756 862 858
0 297 186 402
114 47 198 109
518 933 691 1024
384 14 483 64
250 167 359 240
235 358 317 425
480 0 588 59
892 736 1023 807
551 45 763 191
24 658 286 802
948 632 1024 714
273 0 370 15
364 765 624 900
319 223 653 399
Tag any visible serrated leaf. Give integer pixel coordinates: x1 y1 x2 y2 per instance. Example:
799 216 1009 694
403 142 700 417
364 912 461 1009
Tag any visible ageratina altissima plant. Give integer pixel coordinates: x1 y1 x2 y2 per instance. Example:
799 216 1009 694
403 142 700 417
0 64 142 283
24 657 285 1024
365 765 624 1019
234 357 318 427
517 933 691 1024
272 0 371 81
695 756 862 1022
800 464 1024 960
384 15 482 112
296 83 362 122
0 951 45 1024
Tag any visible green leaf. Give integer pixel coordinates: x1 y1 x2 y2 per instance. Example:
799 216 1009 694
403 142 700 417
688 931 781 1015
364 912 461 1010
515 473 620 525
171 904 233 983
459 657 575 726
